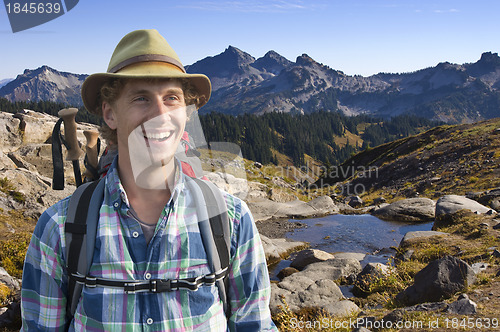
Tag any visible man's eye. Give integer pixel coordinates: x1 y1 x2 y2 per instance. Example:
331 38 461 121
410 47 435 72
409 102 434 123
133 96 147 102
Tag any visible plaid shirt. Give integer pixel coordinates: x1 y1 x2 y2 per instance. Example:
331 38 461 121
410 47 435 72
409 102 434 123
21 159 277 331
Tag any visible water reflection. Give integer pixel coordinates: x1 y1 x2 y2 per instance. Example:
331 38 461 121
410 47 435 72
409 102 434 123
286 214 433 254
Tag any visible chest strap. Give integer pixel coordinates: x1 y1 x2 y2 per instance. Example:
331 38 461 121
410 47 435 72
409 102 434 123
70 267 228 293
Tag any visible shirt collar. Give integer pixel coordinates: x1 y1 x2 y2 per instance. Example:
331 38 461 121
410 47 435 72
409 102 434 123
105 156 185 211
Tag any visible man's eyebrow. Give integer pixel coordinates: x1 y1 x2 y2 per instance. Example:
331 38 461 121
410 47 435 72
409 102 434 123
127 87 184 95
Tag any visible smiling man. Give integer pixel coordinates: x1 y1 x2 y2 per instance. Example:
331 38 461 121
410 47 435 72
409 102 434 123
21 29 277 331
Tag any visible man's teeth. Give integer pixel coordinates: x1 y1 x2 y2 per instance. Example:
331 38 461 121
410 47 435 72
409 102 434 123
145 131 173 141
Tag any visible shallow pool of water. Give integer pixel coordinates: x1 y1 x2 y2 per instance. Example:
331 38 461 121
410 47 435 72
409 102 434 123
285 214 433 254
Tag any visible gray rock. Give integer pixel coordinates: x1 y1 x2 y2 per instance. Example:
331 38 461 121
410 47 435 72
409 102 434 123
7 152 38 173
447 294 477 315
277 267 299 281
0 151 16 169
298 258 362 282
399 230 448 247
290 249 335 270
333 252 366 261
270 279 360 317
347 195 363 208
306 195 339 214
260 235 306 263
436 195 495 217
396 255 476 305
0 267 20 291
491 198 500 211
471 262 489 274
406 302 447 312
248 196 338 222
372 197 436 222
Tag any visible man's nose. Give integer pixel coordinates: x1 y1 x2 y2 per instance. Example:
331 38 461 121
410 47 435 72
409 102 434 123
152 97 172 117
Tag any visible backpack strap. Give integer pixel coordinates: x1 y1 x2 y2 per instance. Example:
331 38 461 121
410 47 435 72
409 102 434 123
186 177 231 317
64 178 105 318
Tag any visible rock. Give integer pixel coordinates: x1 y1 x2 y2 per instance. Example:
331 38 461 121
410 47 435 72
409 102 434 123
0 268 20 291
405 302 447 312
436 195 495 217
6 152 38 173
471 262 489 274
333 252 366 261
0 151 16 169
204 172 249 199
352 328 372 332
373 197 386 205
306 195 339 214
372 198 436 222
248 196 337 222
254 162 263 169
260 235 306 264
447 294 477 315
353 263 392 297
347 195 363 208
0 300 21 329
270 279 360 317
290 249 335 270
399 231 448 247
289 258 362 283
268 188 296 203
491 198 500 211
492 249 500 258
277 267 299 281
396 255 476 305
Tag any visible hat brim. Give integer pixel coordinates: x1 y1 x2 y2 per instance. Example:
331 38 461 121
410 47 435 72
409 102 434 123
81 62 211 115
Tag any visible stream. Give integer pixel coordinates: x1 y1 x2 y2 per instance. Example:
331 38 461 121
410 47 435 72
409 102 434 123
270 214 433 281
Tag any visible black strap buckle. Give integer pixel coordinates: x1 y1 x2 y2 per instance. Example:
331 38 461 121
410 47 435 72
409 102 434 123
151 279 172 293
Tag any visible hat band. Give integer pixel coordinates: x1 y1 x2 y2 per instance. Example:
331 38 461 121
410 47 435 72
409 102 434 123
108 54 186 74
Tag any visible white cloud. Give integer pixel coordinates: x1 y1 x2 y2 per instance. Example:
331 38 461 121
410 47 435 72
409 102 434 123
177 0 314 13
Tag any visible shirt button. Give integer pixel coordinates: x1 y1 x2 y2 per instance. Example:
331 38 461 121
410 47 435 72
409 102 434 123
146 318 153 325
113 202 120 208
145 273 152 280
132 231 139 238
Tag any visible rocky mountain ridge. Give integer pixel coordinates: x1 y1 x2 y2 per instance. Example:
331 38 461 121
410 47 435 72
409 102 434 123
2 50 500 123
0 66 85 107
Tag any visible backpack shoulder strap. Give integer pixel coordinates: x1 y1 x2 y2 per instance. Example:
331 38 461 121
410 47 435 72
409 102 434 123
64 178 105 318
186 177 231 317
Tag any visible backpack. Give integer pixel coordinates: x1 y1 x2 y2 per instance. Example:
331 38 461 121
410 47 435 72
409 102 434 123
50 110 232 324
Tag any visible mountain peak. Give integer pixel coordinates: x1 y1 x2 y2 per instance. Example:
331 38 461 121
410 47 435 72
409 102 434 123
253 50 292 74
479 51 500 64
296 53 316 66
221 46 255 66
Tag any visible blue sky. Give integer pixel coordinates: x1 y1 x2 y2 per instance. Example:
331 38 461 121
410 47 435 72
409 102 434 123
1 0 499 80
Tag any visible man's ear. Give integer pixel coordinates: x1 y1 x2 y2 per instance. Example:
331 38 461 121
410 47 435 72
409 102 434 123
102 101 117 130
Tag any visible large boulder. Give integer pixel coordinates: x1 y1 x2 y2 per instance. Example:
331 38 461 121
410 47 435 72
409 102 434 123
248 196 338 222
399 230 448 247
396 255 476 305
260 235 306 264
290 249 335 270
270 278 359 317
436 195 495 217
270 258 361 316
372 198 436 222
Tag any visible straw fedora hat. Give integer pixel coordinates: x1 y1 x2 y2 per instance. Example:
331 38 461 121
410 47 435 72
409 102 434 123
81 29 211 114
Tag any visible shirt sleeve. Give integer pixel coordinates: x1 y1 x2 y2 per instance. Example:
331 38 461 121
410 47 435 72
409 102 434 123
226 198 278 331
21 200 70 331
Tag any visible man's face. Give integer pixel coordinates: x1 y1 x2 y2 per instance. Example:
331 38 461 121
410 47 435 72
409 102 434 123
103 79 188 177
